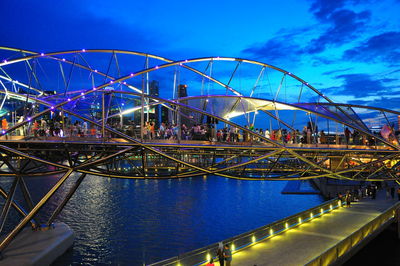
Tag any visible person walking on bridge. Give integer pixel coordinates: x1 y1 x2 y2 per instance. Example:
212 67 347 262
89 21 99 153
224 244 232 266
345 191 352 207
216 242 224 266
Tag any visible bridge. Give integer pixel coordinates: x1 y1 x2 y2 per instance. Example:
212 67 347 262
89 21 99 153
0 47 399 263
150 191 400 266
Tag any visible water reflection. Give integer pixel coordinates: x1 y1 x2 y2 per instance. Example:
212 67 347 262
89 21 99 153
3 175 323 265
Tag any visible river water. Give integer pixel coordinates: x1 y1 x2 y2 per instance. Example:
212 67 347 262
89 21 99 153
2 174 324 265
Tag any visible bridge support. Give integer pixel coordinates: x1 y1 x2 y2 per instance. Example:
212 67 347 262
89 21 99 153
0 222 74 266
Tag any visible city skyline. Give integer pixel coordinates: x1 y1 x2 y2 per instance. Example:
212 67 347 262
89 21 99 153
1 0 399 111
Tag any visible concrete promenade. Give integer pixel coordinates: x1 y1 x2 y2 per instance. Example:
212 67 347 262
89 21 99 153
223 191 398 266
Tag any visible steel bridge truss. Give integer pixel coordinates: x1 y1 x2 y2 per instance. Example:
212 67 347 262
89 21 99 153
0 47 399 253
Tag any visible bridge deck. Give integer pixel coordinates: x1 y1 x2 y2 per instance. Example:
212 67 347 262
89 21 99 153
222 191 397 266
0 136 394 151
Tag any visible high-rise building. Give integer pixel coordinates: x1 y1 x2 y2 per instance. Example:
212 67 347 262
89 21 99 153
149 80 160 126
177 84 191 127
134 80 160 126
149 80 159 97
161 105 169 124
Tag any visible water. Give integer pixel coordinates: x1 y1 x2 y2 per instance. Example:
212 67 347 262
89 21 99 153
1 175 324 265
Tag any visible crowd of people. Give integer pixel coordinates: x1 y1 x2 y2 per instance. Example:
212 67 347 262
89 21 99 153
0 116 394 147
338 183 400 208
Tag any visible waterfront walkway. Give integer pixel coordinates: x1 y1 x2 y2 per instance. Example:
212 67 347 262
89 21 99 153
223 191 398 266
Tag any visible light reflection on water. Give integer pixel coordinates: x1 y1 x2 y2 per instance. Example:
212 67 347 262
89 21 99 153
2 174 323 265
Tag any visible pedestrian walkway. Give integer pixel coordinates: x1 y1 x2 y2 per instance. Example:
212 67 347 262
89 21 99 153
223 191 398 266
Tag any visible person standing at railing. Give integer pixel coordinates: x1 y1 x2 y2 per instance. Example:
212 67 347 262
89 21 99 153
1 118 8 139
345 191 352 207
216 242 224 266
224 244 232 266
344 127 351 145
33 120 39 137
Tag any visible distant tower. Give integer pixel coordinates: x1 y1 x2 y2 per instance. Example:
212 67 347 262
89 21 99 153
177 84 191 126
149 80 160 126
161 105 169 124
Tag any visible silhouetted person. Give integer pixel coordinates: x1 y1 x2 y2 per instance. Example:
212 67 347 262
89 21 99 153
345 191 352 207
345 127 351 144
216 242 224 266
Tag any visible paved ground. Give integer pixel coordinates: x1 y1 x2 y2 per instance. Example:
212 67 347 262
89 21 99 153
217 191 398 266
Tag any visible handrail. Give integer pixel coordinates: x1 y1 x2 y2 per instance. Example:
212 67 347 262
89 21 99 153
305 201 400 266
149 198 342 266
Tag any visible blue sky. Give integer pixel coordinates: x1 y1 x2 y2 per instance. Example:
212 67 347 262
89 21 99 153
1 0 400 112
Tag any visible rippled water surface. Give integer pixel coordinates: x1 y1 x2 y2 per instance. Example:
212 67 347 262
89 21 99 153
3 175 324 265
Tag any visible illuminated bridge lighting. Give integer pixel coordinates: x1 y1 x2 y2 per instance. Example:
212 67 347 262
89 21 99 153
0 46 397 258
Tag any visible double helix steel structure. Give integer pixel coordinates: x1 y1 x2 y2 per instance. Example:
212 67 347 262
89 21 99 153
0 47 399 251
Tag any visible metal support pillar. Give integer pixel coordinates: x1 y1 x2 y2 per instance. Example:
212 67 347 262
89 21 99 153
102 92 105 139
0 169 73 253
0 177 20 233
47 173 86 225
19 177 34 211
0 187 36 227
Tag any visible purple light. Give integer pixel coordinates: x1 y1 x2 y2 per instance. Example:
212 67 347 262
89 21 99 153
51 106 54 110
130 73 134 77
179 63 182 66
93 87 97 91
40 53 44 56
94 69 98 72
3 60 7 63
155 66 159 69
27 117 31 121
2 130 5 134
185 59 188 62
82 49 86 52
288 72 291 75
67 98 71 101
81 92 84 95
110 81 114 84
123 82 127 85
62 58 66 61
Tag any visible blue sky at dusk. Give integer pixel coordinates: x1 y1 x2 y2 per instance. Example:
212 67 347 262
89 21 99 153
1 0 400 111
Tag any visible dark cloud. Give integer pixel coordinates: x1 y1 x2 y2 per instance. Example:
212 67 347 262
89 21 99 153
309 0 370 21
322 68 353 75
347 99 368 105
242 0 371 62
343 31 400 63
349 97 400 110
0 1 164 55
305 9 370 54
309 0 348 21
388 69 400 75
330 73 391 98
241 39 301 63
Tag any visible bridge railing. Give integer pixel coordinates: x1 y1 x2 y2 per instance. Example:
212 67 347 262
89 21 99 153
305 201 400 266
149 198 342 266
